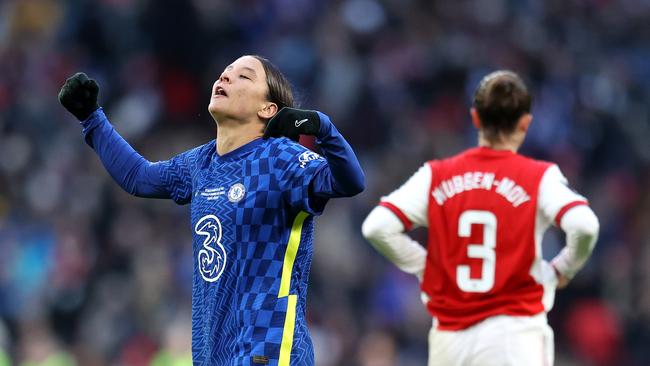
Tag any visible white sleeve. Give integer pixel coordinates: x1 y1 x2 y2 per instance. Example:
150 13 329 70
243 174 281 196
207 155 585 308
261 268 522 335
538 164 588 225
361 206 427 278
551 205 599 279
538 165 599 279
380 164 431 228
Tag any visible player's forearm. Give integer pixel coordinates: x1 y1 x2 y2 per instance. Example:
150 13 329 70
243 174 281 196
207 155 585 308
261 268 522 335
312 112 365 197
81 108 170 198
362 206 427 277
551 205 599 280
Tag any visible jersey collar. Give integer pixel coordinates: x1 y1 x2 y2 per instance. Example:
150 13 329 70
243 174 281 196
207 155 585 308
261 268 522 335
213 137 266 162
471 146 518 156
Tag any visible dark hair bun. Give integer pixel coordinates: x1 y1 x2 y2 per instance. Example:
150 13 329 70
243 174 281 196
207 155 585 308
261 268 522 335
473 71 531 142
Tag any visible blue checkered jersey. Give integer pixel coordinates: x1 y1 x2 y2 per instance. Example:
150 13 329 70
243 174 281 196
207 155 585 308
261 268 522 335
80 109 364 366
160 137 325 365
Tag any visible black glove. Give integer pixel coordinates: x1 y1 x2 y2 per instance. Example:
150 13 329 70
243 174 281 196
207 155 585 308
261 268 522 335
263 107 321 142
58 72 100 121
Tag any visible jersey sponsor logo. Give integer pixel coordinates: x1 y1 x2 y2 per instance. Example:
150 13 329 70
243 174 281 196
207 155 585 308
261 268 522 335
432 172 531 207
195 215 227 282
294 118 309 127
298 151 323 168
228 183 246 203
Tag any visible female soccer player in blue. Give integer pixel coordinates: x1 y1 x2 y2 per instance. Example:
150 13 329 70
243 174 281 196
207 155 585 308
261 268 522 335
58 55 365 366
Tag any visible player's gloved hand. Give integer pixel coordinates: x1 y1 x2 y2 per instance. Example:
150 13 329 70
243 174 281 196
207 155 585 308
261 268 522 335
263 107 321 142
58 72 100 121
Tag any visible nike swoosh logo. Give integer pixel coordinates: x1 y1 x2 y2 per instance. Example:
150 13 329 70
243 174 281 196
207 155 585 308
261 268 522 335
294 119 308 127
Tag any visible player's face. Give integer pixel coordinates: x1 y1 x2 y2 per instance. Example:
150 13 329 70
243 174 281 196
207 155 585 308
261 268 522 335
208 56 273 122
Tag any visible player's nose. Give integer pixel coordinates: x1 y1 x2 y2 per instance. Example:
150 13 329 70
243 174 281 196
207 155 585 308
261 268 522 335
219 72 231 84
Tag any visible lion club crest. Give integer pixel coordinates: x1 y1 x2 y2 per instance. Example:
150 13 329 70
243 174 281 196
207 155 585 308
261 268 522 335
298 151 323 168
228 183 246 203
195 215 227 282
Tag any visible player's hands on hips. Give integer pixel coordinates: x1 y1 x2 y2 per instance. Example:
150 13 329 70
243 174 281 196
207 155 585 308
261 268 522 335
263 107 322 142
58 72 100 121
556 273 570 289
550 262 570 289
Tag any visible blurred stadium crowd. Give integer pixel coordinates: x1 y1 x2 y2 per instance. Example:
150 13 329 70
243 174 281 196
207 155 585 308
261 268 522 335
1 0 649 365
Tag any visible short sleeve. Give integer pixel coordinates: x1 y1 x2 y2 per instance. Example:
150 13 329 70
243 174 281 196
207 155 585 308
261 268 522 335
380 163 431 230
538 164 589 226
158 144 207 205
275 145 328 216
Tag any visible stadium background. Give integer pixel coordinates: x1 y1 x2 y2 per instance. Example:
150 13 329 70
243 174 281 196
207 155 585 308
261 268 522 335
0 0 649 365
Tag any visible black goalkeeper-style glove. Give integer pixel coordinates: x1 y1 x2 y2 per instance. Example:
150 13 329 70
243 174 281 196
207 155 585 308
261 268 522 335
58 72 100 121
263 107 321 142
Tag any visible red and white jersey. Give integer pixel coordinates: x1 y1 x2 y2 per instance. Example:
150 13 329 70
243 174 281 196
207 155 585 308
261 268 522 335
379 147 588 330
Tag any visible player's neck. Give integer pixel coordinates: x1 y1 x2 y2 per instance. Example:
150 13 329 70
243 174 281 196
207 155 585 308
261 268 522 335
215 119 265 156
477 133 521 152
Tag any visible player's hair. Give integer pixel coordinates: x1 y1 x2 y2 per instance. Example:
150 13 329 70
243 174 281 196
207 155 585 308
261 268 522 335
472 70 531 142
251 55 294 119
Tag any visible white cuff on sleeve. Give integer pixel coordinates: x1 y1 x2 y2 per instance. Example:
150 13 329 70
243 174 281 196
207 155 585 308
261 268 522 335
551 205 599 279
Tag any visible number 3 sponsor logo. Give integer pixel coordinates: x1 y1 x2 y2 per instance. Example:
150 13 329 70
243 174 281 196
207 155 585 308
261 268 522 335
195 215 227 282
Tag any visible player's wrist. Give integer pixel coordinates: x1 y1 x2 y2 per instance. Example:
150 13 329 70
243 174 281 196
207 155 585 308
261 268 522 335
550 259 574 279
66 100 100 121
551 262 571 288
551 262 560 277
80 106 101 124
80 108 109 148
315 111 331 138
80 107 104 127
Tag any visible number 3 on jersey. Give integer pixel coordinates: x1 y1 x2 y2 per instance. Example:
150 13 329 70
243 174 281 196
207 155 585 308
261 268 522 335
457 210 497 293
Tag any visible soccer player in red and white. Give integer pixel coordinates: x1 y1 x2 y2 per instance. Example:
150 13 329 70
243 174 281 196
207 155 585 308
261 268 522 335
362 71 599 366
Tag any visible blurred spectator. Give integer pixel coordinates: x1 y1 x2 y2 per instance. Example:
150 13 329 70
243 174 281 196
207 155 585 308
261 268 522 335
150 315 192 366
17 321 75 366
564 299 624 366
357 331 396 366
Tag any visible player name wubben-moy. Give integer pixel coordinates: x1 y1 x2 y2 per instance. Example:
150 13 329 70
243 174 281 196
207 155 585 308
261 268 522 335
432 171 530 208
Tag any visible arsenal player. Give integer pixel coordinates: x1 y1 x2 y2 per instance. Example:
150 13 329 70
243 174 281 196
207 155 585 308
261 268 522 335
362 70 599 366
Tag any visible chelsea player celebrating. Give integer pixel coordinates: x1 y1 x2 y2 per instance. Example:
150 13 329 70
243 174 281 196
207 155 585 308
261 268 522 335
58 55 365 365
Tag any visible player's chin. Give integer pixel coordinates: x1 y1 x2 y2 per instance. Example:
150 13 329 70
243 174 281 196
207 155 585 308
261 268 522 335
208 100 225 116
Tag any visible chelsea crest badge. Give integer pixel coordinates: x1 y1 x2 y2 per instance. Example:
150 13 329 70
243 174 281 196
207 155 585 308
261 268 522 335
228 183 246 203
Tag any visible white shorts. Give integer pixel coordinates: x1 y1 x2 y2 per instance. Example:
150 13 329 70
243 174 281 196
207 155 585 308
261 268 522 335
428 313 554 366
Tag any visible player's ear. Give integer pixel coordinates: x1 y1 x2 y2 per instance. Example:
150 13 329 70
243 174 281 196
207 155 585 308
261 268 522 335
258 102 278 120
470 108 482 129
518 113 532 133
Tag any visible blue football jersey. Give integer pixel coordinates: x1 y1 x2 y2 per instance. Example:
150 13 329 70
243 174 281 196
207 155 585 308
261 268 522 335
159 137 327 366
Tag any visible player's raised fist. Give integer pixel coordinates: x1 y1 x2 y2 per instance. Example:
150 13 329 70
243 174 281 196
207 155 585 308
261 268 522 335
58 72 100 121
263 107 321 142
